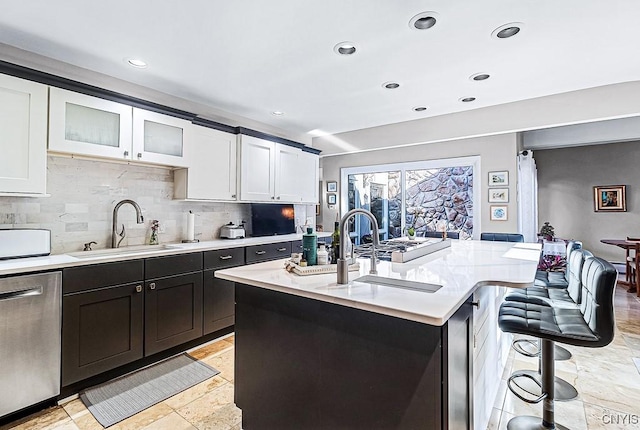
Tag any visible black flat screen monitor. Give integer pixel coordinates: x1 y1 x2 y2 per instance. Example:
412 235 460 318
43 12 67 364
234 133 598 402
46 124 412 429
251 203 296 237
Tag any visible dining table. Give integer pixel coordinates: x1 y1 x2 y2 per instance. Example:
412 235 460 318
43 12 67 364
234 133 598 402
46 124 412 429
600 239 636 292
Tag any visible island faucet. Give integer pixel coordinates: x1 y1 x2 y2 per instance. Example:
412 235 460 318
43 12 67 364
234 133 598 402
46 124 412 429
111 199 144 248
337 208 380 284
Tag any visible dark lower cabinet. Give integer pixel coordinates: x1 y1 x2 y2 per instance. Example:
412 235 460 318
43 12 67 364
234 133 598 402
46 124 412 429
62 261 145 386
145 253 203 356
203 247 244 335
235 284 473 430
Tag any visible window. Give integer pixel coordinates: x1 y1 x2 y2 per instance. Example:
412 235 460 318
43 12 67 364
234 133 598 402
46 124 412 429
341 156 480 244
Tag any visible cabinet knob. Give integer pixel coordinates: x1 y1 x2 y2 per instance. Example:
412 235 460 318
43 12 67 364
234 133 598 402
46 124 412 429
123 150 129 157
135 285 142 293
276 196 281 200
137 153 143 159
149 282 156 290
231 194 236 198
271 196 275 200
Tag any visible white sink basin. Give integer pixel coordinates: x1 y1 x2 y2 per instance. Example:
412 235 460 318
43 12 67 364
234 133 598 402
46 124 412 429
353 275 442 293
68 244 182 259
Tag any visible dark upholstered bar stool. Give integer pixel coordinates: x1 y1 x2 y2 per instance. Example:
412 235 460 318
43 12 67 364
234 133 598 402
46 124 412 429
513 241 581 362
498 256 617 430
480 232 524 242
424 231 459 239
505 248 593 401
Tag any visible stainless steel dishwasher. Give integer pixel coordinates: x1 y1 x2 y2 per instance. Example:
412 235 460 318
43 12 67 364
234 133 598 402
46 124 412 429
0 271 62 418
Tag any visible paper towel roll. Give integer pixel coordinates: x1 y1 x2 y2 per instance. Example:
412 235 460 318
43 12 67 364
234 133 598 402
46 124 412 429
186 212 195 241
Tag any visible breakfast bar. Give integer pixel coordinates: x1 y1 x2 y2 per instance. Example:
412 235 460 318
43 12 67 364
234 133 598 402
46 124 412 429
216 240 542 430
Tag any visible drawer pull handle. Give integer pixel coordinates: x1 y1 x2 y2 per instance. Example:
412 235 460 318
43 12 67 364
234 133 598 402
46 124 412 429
219 255 233 260
123 150 129 157
255 250 267 255
149 282 156 290
135 285 142 293
277 247 287 252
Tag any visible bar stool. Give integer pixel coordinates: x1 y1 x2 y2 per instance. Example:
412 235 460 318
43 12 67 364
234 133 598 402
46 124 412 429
498 256 617 429
505 248 592 401
513 241 581 362
480 232 524 242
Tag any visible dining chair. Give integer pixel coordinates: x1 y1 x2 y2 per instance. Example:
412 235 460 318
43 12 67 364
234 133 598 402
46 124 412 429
625 237 640 293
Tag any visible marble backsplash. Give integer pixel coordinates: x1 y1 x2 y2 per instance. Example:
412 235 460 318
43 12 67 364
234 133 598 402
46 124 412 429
0 156 314 254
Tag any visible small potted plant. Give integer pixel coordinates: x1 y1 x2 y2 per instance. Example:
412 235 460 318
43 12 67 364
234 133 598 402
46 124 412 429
539 222 555 241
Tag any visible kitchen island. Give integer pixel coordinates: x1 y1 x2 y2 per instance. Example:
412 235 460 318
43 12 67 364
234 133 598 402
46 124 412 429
216 240 541 430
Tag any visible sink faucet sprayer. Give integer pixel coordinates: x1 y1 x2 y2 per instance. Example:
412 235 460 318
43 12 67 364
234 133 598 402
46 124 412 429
111 199 144 248
337 208 380 284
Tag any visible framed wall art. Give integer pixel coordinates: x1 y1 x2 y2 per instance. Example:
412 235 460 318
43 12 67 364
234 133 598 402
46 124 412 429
327 193 337 205
488 171 509 186
326 181 337 192
490 205 508 221
488 188 509 203
593 185 626 212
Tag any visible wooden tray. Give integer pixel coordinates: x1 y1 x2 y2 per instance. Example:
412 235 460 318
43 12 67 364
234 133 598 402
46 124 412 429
284 260 360 276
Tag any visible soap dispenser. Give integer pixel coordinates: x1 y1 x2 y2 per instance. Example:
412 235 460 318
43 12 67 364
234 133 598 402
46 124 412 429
302 227 318 266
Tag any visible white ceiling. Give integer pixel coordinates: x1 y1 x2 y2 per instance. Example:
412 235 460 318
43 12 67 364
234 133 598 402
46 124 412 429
2 0 640 138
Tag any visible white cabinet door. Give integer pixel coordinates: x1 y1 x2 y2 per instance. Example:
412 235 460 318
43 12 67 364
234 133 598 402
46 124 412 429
238 135 276 202
132 108 190 167
48 87 133 160
298 150 319 204
174 126 237 201
274 144 302 202
0 74 48 195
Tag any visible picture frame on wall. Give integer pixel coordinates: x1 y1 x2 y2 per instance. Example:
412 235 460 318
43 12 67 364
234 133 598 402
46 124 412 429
488 171 509 186
326 181 337 192
490 205 508 221
327 193 337 205
488 188 509 203
593 185 626 212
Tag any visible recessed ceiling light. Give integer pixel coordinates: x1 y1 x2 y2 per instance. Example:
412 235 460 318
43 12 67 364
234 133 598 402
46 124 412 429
460 97 476 103
491 23 524 39
333 42 357 55
126 58 148 68
382 82 400 89
271 111 285 116
409 12 439 30
413 106 428 112
470 73 490 81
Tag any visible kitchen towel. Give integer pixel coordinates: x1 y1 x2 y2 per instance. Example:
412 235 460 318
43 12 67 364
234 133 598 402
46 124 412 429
80 353 219 428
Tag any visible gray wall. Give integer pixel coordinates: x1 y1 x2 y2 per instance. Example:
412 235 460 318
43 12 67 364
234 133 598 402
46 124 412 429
319 133 519 235
536 140 640 262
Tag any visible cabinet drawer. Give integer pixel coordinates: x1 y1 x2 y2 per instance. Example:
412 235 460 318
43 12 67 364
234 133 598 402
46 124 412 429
63 260 144 294
246 242 292 264
145 252 202 279
204 247 245 270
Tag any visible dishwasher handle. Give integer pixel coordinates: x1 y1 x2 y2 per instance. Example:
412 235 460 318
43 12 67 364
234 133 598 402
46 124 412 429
0 286 43 301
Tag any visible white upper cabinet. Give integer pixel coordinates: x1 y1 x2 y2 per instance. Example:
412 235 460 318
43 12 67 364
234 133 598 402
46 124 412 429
298 150 319 204
238 135 276 202
274 144 302 202
174 125 237 201
0 74 48 195
49 87 133 160
238 134 319 203
132 108 190 167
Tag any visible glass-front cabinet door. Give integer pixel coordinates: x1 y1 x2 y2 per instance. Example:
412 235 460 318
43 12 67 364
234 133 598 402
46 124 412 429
132 108 190 167
48 87 133 160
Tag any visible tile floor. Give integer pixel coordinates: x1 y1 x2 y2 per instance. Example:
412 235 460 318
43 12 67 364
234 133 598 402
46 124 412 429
488 284 640 430
3 283 640 430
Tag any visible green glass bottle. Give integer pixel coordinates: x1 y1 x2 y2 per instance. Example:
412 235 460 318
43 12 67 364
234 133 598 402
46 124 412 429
302 227 317 266
331 221 340 263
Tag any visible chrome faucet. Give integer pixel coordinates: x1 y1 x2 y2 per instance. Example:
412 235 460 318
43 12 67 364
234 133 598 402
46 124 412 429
111 199 144 248
337 208 380 284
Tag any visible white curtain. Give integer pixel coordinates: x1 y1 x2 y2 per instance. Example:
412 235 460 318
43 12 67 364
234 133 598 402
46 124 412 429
517 151 538 242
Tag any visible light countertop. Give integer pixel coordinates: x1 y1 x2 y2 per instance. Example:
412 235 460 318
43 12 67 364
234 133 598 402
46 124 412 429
215 240 542 326
0 232 331 276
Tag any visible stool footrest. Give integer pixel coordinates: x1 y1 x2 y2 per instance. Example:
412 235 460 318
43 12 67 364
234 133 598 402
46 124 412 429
512 338 539 357
507 371 547 404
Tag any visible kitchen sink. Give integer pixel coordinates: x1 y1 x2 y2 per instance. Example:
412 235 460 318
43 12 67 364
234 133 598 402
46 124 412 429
353 275 442 293
67 244 182 259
